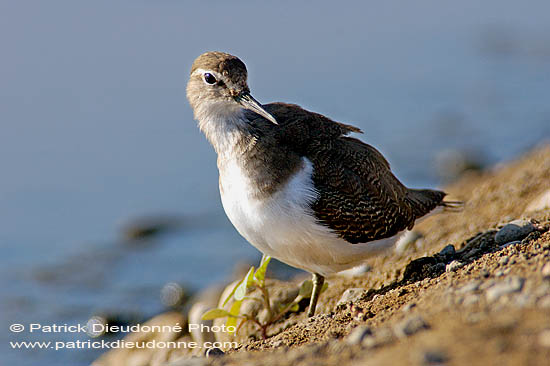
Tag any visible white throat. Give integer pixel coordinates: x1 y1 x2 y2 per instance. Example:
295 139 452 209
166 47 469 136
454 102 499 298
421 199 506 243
194 101 250 157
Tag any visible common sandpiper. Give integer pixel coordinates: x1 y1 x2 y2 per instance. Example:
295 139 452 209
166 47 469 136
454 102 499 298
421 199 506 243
186 51 458 317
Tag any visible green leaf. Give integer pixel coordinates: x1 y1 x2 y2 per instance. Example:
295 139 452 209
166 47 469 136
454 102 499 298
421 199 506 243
202 308 232 320
320 282 329 294
234 266 255 301
226 314 238 332
254 255 271 284
222 279 242 306
254 256 271 284
299 280 313 298
289 302 300 312
226 300 243 334
229 299 243 317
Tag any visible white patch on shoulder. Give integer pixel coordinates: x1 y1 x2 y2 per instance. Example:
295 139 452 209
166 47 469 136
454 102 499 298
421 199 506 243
219 157 399 276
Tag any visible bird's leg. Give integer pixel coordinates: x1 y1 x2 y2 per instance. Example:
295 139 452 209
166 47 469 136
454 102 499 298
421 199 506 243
307 273 325 317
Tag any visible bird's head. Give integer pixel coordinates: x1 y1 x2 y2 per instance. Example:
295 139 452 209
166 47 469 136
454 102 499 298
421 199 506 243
186 51 277 124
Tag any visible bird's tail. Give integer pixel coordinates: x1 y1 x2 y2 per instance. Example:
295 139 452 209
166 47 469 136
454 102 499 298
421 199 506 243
439 200 465 212
406 188 464 221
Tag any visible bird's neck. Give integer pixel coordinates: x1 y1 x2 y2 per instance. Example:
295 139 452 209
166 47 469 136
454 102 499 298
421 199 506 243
194 101 304 199
194 101 254 158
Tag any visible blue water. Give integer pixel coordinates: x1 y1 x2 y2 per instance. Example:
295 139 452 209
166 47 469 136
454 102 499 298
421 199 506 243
2 1 550 365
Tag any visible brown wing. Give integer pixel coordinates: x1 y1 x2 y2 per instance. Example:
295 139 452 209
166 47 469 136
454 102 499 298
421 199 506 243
308 136 446 243
246 103 446 244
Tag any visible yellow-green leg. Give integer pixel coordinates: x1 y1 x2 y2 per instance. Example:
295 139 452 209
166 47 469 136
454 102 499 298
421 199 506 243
307 273 325 317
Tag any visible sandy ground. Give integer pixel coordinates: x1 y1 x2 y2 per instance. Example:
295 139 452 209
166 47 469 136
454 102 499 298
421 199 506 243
95 144 550 366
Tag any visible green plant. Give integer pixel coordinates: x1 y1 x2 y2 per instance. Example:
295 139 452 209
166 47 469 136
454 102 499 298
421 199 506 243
202 255 327 339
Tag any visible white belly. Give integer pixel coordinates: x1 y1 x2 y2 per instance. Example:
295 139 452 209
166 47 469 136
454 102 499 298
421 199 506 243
219 157 398 276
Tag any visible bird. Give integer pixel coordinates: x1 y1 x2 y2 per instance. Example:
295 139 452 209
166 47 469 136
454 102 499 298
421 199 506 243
186 51 459 317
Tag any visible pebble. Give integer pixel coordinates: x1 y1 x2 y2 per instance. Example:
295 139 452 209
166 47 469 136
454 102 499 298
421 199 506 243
271 340 283 347
205 348 225 357
542 262 550 277
394 315 430 338
498 256 510 266
494 220 536 245
439 244 456 258
337 288 367 307
362 327 394 348
525 189 550 213
421 349 449 365
346 325 373 346
446 260 465 272
500 240 521 248
402 303 417 312
457 281 481 294
486 277 525 302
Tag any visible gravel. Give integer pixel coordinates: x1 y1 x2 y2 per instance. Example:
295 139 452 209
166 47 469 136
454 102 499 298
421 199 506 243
494 220 536 245
457 281 481 294
394 316 430 338
485 277 525 302
336 288 367 307
346 325 373 346
446 260 465 272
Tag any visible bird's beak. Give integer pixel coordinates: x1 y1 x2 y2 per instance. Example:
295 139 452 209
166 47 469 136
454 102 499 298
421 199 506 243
235 92 278 125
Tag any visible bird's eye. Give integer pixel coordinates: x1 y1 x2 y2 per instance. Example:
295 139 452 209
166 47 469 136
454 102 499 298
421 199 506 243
203 73 217 85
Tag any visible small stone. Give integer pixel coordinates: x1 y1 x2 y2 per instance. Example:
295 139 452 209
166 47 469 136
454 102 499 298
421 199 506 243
337 288 367 307
539 329 550 348
457 281 481 294
486 277 525 302
394 315 430 338
542 262 550 277
346 325 373 345
362 327 394 348
494 220 536 245
205 347 225 357
500 240 521 248
271 340 283 347
439 244 456 258
498 256 510 266
525 189 550 213
402 303 417 312
421 349 449 365
446 260 465 272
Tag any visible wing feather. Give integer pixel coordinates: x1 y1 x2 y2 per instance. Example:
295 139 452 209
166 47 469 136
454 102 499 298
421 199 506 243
246 102 446 243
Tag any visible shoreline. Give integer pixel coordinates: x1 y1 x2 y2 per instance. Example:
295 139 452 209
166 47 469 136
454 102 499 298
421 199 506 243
93 144 550 366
